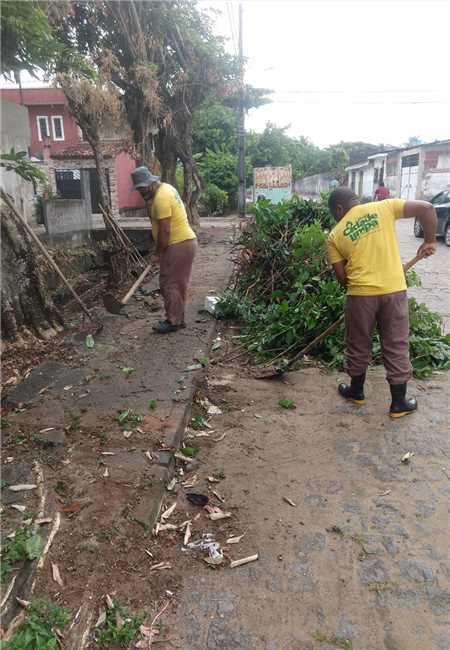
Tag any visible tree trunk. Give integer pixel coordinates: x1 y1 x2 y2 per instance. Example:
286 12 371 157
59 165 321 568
92 144 111 212
1 199 64 343
172 112 202 225
181 157 201 226
156 130 177 186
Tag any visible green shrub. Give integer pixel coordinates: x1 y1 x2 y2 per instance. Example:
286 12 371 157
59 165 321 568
217 196 450 378
200 183 228 216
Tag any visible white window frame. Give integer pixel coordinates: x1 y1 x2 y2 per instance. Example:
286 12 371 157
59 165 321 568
36 115 50 141
51 115 65 141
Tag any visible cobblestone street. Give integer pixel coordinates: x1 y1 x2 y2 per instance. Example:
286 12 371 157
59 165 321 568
163 217 450 650
396 218 450 330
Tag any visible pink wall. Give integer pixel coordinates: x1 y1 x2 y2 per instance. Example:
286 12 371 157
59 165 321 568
115 151 146 210
0 90 82 157
27 104 81 156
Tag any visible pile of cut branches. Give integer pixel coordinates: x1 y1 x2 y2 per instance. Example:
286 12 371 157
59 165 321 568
218 196 450 378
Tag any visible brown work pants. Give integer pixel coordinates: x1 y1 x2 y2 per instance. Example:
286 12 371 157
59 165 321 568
159 238 198 325
345 290 412 385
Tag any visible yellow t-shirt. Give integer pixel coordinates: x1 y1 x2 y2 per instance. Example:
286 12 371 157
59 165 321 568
327 198 407 296
150 183 196 246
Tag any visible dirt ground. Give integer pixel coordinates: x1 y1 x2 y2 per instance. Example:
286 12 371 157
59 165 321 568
0 217 236 646
1 217 449 649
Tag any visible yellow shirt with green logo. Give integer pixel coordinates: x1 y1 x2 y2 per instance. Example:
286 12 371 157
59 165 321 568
327 198 407 296
150 183 196 246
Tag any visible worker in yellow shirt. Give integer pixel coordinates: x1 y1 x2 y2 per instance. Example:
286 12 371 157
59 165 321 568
327 187 437 417
132 166 197 334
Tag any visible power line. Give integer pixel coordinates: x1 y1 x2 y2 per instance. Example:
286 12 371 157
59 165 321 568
272 88 442 95
270 99 449 105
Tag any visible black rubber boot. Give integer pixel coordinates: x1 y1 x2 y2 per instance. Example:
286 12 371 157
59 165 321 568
389 383 417 418
338 373 366 405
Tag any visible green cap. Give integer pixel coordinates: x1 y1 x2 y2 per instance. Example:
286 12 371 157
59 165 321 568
131 166 160 189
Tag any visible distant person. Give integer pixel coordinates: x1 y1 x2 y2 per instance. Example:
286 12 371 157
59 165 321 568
374 181 390 201
131 166 197 334
327 187 437 418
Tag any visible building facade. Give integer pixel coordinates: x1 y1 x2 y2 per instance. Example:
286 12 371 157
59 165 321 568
0 88 145 216
346 140 450 201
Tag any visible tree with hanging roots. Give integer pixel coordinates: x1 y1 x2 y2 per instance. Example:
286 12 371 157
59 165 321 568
1 1 89 343
1 162 64 343
51 0 241 224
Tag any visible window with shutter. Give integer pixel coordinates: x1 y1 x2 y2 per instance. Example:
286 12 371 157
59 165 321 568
37 116 50 141
51 116 65 141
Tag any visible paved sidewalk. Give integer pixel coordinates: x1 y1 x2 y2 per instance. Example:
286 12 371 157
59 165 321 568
1 217 235 637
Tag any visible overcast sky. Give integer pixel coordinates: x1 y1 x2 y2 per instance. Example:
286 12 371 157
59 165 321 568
3 0 448 150
203 0 450 148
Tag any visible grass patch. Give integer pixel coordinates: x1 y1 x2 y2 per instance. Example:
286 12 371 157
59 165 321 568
1 526 42 584
0 600 68 649
313 631 353 649
115 409 144 428
96 599 144 647
278 399 296 410
367 581 397 593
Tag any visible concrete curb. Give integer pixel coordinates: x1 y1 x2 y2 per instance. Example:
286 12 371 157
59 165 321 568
134 316 219 531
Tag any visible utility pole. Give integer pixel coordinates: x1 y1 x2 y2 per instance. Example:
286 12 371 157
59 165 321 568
237 3 246 219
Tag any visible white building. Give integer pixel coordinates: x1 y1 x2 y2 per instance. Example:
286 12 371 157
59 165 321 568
346 140 450 201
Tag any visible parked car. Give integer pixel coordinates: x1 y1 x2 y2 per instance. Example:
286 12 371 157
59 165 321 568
414 189 450 246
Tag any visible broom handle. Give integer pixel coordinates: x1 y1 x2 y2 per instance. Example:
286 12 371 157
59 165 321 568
287 252 424 368
1 190 95 323
121 263 153 305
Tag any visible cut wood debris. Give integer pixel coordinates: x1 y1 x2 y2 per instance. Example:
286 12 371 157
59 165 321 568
208 510 231 521
166 477 177 491
227 534 245 544
51 562 63 586
230 554 259 568
283 496 297 507
10 504 26 512
8 484 37 492
174 451 193 463
211 489 225 503
161 502 177 520
150 561 172 571
184 521 192 546
95 608 107 628
182 474 198 488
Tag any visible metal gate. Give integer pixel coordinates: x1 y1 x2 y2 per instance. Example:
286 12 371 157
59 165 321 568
400 154 419 200
55 169 81 200
55 168 110 212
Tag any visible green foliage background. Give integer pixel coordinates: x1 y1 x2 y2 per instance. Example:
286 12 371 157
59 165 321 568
217 197 450 379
